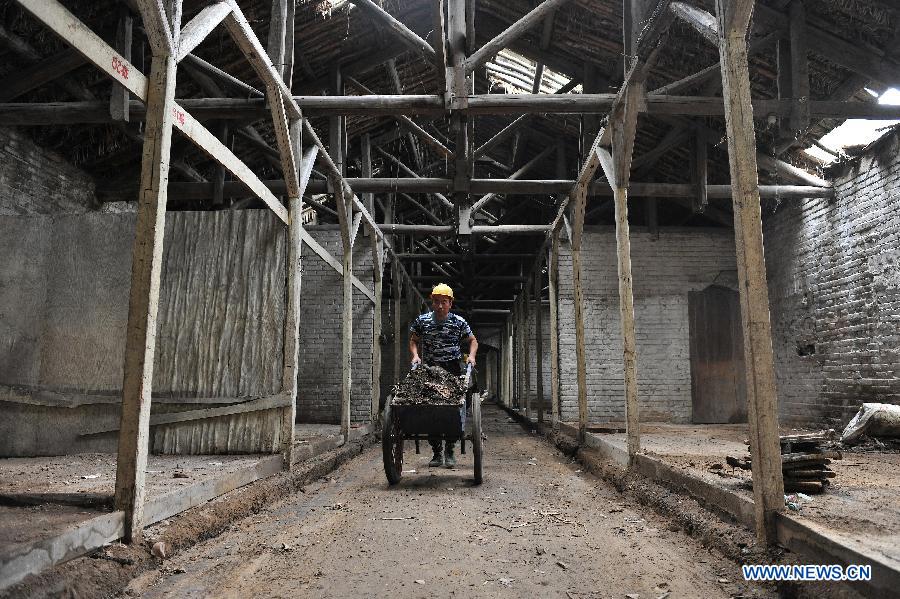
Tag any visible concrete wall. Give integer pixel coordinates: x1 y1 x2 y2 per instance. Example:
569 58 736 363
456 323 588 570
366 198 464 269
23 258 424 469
764 132 900 427
297 230 375 424
0 210 289 456
0 127 97 215
555 227 738 424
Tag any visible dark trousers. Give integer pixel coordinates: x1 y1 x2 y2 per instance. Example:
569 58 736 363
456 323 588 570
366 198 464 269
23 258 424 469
426 360 461 454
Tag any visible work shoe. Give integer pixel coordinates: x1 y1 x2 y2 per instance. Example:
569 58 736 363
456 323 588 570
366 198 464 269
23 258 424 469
429 452 443 467
444 447 456 468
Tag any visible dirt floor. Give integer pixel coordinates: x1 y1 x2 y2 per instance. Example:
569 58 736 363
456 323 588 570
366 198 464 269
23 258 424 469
599 423 900 565
125 405 775 598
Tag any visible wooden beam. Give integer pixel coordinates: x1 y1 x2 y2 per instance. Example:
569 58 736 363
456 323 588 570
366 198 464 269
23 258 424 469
15 0 289 223
432 0 448 93
0 48 85 103
176 1 231 62
754 3 900 87
471 143 556 213
671 1 717 45
113 51 177 542
134 0 176 55
789 0 810 135
183 53 263 97
7 93 900 121
347 0 437 63
464 0 576 75
221 0 300 119
347 76 454 160
715 0 784 546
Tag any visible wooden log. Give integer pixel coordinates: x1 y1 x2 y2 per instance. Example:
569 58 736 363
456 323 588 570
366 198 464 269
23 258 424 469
783 480 824 493
781 450 842 463
783 469 836 479
716 0 784 545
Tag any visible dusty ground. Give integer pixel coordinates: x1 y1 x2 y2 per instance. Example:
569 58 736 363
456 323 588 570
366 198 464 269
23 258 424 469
126 405 774 599
600 423 900 564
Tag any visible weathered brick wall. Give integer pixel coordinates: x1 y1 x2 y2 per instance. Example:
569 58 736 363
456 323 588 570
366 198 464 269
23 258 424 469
0 127 98 215
555 227 738 423
297 230 375 423
764 132 900 427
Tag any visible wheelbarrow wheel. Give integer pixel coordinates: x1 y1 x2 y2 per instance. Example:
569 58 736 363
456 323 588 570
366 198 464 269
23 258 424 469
382 402 403 485
472 393 483 485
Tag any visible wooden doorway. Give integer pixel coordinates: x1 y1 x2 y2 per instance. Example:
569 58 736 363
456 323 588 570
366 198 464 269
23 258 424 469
689 285 748 423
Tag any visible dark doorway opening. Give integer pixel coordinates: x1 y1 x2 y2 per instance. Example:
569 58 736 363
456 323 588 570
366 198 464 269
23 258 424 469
689 285 748 424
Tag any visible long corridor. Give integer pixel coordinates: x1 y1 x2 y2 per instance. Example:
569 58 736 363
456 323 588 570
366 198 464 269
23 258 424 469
128 404 771 598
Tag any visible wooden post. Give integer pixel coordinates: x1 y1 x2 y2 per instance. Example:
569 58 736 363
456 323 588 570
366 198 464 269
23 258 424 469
113 52 177 543
692 131 708 213
597 80 643 463
715 0 785 545
109 9 132 122
521 281 532 418
548 230 561 429
363 134 383 422
336 181 353 442
789 0 810 135
571 242 588 443
534 265 544 424
393 258 402 385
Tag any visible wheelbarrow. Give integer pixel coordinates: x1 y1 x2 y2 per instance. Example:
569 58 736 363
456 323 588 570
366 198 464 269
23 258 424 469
382 363 483 485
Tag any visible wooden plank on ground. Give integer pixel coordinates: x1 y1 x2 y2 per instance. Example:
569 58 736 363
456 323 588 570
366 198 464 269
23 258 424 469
0 511 125 592
84 394 292 435
143 455 283 526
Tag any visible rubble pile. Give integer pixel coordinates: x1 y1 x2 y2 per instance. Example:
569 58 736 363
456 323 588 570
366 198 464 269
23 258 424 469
727 430 841 494
391 365 465 406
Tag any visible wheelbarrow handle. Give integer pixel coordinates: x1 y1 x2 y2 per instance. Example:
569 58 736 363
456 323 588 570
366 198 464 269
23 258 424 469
463 362 473 390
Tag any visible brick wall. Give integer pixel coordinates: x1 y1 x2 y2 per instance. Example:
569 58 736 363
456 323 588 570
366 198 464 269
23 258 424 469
0 127 97 215
764 131 900 427
555 227 738 423
297 230 375 423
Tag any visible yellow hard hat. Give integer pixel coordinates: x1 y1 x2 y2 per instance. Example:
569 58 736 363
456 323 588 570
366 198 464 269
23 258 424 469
431 283 454 299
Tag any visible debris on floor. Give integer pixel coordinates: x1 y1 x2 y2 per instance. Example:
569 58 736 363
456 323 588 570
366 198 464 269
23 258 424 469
727 430 841 494
390 364 465 405
841 403 900 445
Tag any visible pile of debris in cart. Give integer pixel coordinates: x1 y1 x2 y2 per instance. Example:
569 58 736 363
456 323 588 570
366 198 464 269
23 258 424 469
391 365 465 406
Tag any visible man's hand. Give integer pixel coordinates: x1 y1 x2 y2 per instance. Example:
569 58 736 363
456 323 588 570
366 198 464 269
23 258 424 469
465 354 476 366
411 356 422 367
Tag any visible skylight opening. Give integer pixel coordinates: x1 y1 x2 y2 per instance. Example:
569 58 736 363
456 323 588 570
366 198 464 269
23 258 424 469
486 49 578 94
804 88 900 163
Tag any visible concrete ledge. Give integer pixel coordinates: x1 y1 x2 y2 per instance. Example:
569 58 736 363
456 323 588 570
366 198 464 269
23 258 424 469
499 403 900 599
0 423 376 593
